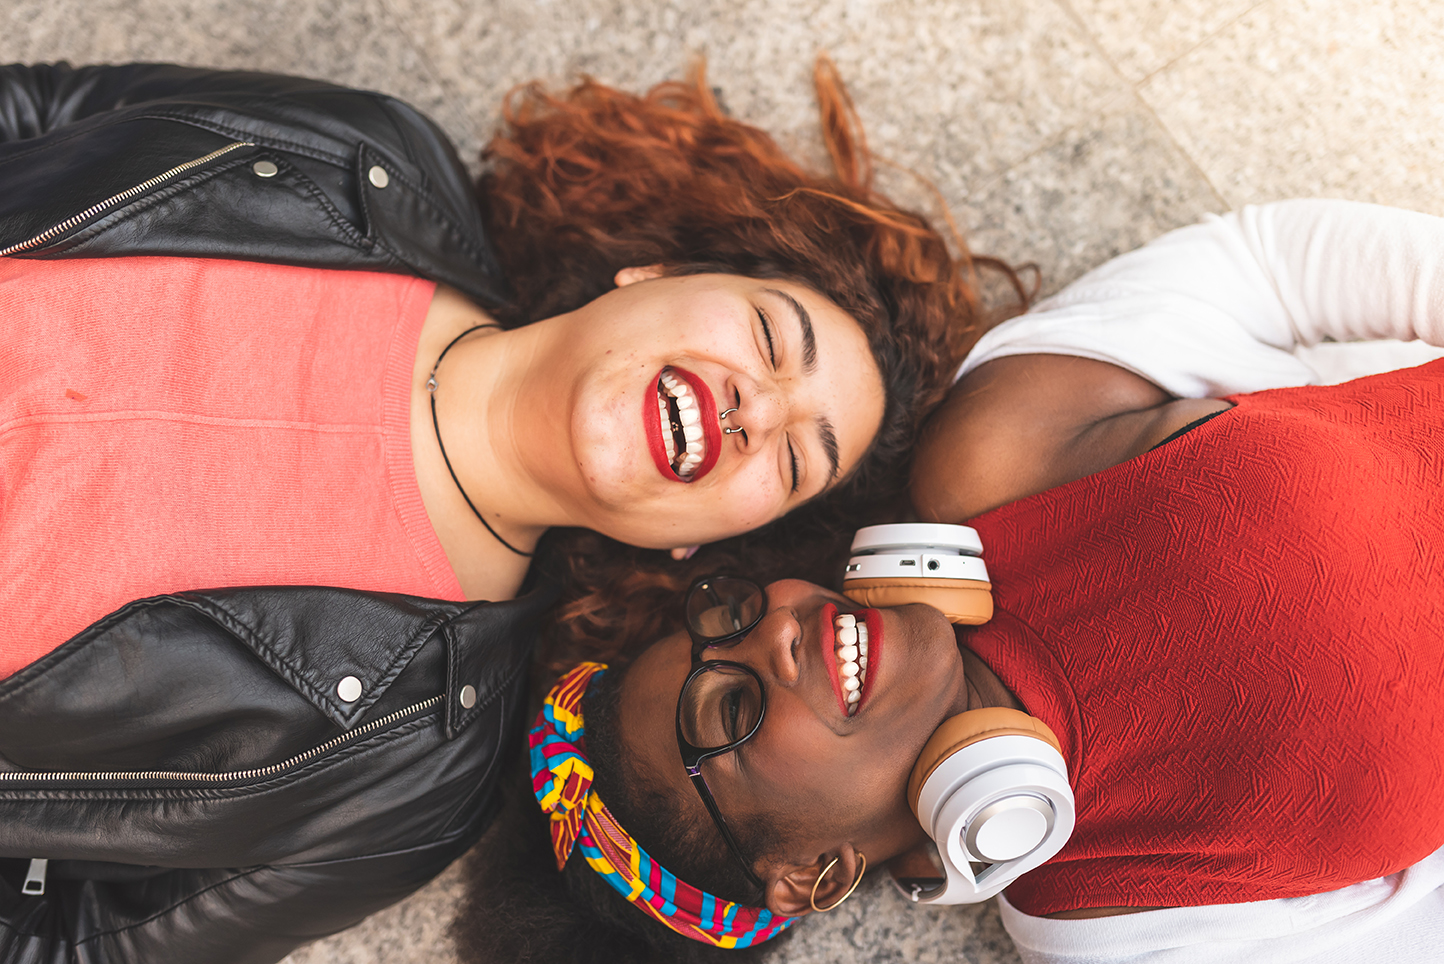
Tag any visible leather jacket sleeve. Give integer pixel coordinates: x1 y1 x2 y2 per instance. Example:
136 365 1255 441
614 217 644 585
0 847 457 964
0 62 511 310
0 62 358 142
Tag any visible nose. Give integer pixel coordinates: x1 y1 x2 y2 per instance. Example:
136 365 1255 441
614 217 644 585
712 579 830 684
721 604 802 687
728 376 791 449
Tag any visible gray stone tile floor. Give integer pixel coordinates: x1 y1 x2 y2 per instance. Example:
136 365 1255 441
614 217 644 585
3 0 1439 960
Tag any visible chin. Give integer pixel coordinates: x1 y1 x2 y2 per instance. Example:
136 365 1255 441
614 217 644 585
887 603 965 689
567 407 654 500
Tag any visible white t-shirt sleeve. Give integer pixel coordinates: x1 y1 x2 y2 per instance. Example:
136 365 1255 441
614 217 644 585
958 199 1444 397
996 844 1444 964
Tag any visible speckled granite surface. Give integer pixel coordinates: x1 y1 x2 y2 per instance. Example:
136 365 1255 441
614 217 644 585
3 1 1439 960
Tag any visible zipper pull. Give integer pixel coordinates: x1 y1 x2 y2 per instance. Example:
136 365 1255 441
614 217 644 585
22 858 48 896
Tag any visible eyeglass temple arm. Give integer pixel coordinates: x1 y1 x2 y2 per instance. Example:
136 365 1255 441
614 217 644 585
684 768 768 893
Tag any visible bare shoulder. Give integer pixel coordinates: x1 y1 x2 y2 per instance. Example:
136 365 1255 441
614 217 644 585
911 354 1231 522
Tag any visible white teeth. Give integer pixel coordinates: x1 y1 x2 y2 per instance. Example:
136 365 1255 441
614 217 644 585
659 398 676 464
833 612 871 716
656 368 709 478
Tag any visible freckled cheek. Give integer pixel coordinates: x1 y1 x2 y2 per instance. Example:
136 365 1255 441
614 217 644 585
707 472 788 529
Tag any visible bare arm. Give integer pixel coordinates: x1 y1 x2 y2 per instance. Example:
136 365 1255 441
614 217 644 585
917 199 1444 522
912 355 1230 522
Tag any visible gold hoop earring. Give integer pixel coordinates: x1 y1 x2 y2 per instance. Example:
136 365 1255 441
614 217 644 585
810 852 867 913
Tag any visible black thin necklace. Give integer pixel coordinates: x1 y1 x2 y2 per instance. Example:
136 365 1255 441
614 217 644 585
426 323 533 558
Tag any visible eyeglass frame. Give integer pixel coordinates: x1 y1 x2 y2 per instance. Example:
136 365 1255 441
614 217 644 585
674 576 770 894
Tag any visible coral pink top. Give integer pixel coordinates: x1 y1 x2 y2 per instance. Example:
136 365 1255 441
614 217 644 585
0 257 462 678
964 360 1444 915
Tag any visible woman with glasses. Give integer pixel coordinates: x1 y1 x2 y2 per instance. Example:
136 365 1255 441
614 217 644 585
455 202 1444 964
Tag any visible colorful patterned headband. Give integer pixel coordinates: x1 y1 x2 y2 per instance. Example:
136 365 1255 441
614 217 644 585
530 662 797 949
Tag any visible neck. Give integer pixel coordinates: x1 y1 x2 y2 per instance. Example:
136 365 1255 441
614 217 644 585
957 631 1025 714
410 286 574 598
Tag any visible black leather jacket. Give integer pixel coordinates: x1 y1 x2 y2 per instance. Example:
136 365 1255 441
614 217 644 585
0 64 542 963
0 586 554 964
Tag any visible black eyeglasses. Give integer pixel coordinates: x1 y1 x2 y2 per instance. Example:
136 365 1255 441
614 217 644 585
675 576 769 893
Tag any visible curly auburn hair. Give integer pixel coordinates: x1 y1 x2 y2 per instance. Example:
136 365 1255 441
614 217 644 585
478 58 1026 674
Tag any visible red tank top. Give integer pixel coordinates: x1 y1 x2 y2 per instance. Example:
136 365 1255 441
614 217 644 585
0 257 457 679
962 360 1444 915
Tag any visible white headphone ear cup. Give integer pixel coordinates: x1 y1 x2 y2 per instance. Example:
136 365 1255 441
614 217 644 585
913 733 1075 904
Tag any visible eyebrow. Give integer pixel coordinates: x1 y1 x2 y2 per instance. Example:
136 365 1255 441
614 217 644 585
763 287 837 485
764 288 816 374
818 416 841 485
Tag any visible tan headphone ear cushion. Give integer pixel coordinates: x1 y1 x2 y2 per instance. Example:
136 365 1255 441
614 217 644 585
843 577 993 625
906 707 1062 814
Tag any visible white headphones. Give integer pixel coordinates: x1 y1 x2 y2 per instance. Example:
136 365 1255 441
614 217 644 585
843 524 1075 904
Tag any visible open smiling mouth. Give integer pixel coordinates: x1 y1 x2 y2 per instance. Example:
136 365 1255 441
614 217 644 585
651 367 721 481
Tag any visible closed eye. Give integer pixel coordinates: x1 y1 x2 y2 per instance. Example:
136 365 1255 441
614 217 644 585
787 438 800 493
756 307 777 368
724 685 745 742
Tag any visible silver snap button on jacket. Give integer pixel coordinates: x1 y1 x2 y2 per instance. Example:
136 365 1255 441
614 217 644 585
367 165 389 189
251 159 278 178
459 684 477 709
336 676 363 703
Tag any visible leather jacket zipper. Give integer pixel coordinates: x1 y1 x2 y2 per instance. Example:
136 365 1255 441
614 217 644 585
0 694 441 786
0 140 255 258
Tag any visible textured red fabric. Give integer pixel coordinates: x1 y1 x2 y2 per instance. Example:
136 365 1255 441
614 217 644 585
0 257 459 678
963 360 1444 915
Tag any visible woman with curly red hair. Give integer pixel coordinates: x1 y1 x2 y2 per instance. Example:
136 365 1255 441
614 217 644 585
0 59 1011 963
0 58 1013 677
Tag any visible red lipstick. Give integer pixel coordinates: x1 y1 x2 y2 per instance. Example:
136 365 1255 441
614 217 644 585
820 604 884 718
643 370 677 481
642 366 722 483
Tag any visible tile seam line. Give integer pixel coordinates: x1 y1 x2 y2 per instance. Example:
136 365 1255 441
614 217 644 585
1129 0 1276 209
1049 0 1229 209
1134 0 1274 86
960 84 1151 201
